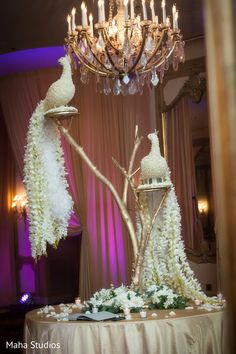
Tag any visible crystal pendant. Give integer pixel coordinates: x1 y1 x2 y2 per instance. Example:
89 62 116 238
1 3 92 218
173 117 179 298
96 35 105 51
113 78 122 95
121 84 128 96
151 71 159 86
103 78 111 95
128 79 138 95
140 53 147 67
145 35 154 53
80 66 89 84
172 56 179 71
123 75 130 85
164 58 169 71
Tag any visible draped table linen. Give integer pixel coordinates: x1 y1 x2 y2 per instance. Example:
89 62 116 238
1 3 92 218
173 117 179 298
24 306 224 354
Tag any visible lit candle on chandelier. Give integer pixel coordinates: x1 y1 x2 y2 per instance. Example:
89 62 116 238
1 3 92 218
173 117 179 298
130 0 134 19
161 0 166 24
89 13 94 36
98 0 105 22
175 11 179 29
81 2 88 27
172 4 176 28
124 0 129 22
67 14 72 33
142 0 147 20
150 0 155 23
71 7 76 32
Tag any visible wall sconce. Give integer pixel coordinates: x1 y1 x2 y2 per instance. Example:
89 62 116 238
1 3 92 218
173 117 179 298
198 199 209 214
12 194 28 218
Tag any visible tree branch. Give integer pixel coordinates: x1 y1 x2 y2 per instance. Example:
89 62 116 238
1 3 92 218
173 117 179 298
57 121 139 258
123 125 143 205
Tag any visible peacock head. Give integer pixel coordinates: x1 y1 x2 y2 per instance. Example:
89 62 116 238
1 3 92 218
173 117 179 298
147 130 159 142
58 55 70 66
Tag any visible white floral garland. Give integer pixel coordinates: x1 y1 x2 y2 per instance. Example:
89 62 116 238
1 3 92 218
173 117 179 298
24 102 73 258
138 169 218 305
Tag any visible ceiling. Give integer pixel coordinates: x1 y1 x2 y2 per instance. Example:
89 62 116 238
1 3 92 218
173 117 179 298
0 0 205 55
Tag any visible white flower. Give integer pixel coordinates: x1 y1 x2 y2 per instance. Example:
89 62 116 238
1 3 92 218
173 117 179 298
24 102 73 258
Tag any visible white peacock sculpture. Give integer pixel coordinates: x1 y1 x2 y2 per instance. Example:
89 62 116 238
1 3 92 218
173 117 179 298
138 131 210 302
24 55 77 258
140 131 168 185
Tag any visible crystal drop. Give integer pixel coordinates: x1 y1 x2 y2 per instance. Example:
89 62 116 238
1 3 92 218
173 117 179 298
123 75 130 85
103 78 111 95
164 59 169 70
96 35 105 51
151 71 159 86
121 84 128 96
140 53 147 67
113 79 121 95
128 79 137 95
145 36 154 52
80 67 89 84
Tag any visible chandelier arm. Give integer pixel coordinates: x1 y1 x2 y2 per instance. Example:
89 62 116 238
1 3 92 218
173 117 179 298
83 32 114 74
127 25 149 75
145 29 167 66
102 28 120 52
101 31 123 76
71 44 109 77
137 42 177 75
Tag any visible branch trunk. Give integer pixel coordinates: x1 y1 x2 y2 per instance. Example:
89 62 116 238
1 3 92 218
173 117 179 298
57 122 139 259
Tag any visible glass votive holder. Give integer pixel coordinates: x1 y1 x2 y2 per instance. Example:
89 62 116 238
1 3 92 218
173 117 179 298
92 307 98 313
139 310 147 319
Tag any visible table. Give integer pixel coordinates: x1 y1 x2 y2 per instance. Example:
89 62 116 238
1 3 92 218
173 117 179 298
24 306 224 354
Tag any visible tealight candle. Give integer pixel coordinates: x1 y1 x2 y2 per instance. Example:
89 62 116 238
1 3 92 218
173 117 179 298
194 299 201 306
75 297 81 305
123 308 130 316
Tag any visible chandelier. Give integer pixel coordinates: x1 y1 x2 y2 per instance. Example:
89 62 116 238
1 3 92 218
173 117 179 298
66 0 185 95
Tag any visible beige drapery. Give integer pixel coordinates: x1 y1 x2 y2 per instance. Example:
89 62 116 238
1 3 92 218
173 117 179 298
0 67 155 299
164 96 202 251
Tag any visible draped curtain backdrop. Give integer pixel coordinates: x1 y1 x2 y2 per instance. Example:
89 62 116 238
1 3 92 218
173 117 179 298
164 96 202 251
0 65 155 300
0 109 16 306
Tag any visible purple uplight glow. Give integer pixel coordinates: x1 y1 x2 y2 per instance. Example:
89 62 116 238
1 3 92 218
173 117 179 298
0 46 65 77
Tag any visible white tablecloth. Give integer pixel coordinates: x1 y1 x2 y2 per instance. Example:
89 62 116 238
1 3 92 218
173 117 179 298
24 307 224 354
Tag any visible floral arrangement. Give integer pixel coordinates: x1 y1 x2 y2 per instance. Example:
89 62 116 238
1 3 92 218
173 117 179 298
24 102 73 258
84 285 145 313
137 167 218 305
145 284 187 310
83 284 187 313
